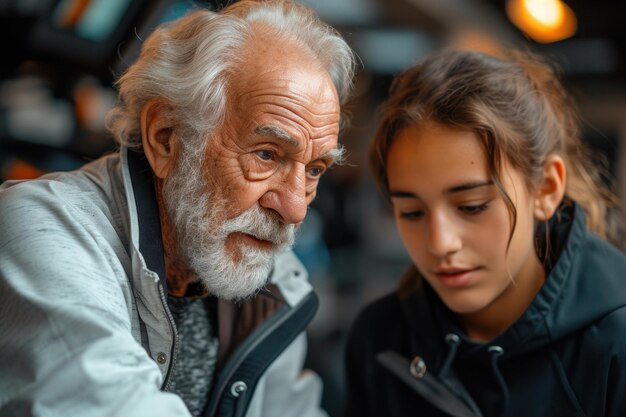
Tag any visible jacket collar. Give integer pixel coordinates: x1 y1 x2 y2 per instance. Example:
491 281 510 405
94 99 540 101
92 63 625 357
120 147 167 290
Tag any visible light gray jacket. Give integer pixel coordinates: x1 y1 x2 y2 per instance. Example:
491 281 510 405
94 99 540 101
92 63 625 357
0 147 326 417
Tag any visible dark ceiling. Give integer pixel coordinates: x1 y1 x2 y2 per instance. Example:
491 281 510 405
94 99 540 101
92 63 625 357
483 0 626 86
1 0 624 160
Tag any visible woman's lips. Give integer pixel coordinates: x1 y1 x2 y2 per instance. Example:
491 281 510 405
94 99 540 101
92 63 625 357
432 267 480 288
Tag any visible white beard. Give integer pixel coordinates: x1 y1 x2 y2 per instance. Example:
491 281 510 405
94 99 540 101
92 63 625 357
162 146 295 301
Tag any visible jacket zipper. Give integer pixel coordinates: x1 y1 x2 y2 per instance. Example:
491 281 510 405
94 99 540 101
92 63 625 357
156 278 180 391
203 293 312 417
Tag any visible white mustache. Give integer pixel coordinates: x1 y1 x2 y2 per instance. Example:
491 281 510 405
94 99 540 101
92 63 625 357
221 204 295 249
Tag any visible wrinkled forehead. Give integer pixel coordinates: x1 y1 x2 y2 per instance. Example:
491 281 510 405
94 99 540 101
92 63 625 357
232 23 332 90
228 35 340 127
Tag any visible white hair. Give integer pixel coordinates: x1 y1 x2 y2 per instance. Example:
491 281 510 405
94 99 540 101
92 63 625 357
105 0 356 151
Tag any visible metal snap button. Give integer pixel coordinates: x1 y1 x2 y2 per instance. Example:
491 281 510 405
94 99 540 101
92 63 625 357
230 381 247 397
156 352 167 365
409 356 427 379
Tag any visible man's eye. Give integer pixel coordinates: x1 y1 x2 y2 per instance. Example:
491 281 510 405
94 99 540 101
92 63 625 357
307 167 324 178
255 150 274 161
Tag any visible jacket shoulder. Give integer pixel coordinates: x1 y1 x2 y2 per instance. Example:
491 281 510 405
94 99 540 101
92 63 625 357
0 158 131 306
0 155 128 250
571 231 626 310
0 154 123 219
585 306 626 351
0 176 88 240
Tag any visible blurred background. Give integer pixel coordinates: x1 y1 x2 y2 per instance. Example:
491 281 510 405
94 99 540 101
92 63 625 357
1 0 624 415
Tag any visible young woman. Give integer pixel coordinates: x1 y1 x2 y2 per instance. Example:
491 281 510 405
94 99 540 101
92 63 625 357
345 49 626 417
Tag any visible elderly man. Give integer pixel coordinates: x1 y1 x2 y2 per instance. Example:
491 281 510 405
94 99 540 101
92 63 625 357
0 1 355 416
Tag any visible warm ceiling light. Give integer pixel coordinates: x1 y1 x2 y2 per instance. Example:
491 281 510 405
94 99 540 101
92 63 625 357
506 0 577 43
525 0 562 27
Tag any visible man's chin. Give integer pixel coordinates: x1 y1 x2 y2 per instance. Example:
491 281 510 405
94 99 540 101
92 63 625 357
199 275 270 301
193 255 274 301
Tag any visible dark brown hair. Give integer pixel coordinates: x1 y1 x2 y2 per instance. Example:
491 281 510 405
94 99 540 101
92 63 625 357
370 48 621 245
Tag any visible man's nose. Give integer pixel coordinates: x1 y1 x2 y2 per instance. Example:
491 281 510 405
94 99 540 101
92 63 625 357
427 212 462 257
258 166 308 225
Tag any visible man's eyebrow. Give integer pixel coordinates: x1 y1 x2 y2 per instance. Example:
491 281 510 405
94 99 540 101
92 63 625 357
389 180 494 198
318 146 345 166
255 124 345 166
254 125 298 146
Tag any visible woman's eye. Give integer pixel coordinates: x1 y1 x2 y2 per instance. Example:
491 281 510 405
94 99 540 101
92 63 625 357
399 210 424 220
459 203 489 215
255 150 274 161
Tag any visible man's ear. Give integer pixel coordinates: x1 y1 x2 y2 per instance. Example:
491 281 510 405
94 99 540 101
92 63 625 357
141 98 178 179
533 154 566 221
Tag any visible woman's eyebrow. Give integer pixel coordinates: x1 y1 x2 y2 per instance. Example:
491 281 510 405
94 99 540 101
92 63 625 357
389 190 417 199
389 180 494 199
445 180 494 194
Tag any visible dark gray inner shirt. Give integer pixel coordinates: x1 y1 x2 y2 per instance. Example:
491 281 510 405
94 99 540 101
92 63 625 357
167 295 219 417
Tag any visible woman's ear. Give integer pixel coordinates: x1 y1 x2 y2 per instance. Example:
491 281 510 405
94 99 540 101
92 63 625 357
141 98 179 179
533 154 566 221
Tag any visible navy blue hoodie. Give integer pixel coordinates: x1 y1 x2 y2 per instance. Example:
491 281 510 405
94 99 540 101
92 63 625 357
345 201 626 417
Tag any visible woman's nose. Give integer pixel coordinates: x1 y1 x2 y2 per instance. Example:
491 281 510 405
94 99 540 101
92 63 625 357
427 212 462 257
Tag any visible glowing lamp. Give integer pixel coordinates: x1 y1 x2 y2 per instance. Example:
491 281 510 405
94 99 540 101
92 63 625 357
506 0 577 43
